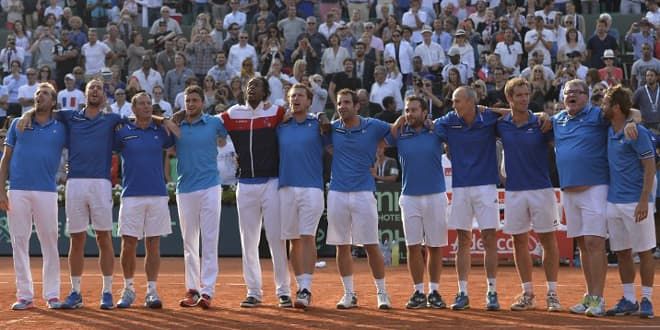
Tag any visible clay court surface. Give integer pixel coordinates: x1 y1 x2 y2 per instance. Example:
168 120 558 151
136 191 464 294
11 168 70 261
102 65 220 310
1 257 660 329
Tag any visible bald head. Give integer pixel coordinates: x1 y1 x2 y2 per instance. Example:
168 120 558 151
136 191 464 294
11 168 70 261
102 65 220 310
452 86 477 115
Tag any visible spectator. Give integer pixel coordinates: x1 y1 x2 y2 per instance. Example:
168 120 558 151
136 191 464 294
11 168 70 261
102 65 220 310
338 24 357 57
208 52 236 84
223 23 241 55
191 13 213 42
374 96 399 124
87 0 112 28
11 22 32 72
354 40 375 90
415 25 446 74
494 27 523 75
164 52 195 104
187 28 221 81
291 58 307 83
631 43 660 90
557 27 585 64
451 28 475 74
442 67 462 105
568 51 589 80
380 14 398 44
291 34 322 75
58 73 86 111
520 51 556 81
210 18 224 50
625 19 655 61
53 31 79 87
173 76 199 111
524 16 553 68
347 9 365 40
646 0 660 26
223 0 246 31
307 74 328 114
38 65 57 89
370 65 403 111
152 85 172 117
144 0 163 27
81 28 114 78
155 39 177 77
485 66 508 107
237 57 259 86
202 75 217 111
586 18 618 69
597 50 623 87
252 0 276 26
150 6 182 36
634 68 660 132
2 60 25 117
442 47 469 84
534 0 558 30
17 68 38 113
68 16 88 48
468 0 488 27
149 19 177 54
266 58 289 104
328 58 361 105
260 38 285 77
384 29 414 80
4 0 24 30
0 35 25 78
131 55 163 98
277 5 306 60
110 88 131 116
321 33 350 77
104 23 127 72
402 0 428 45
384 56 403 91
318 11 340 40
44 0 64 28
564 2 586 37
529 64 552 111
126 31 147 75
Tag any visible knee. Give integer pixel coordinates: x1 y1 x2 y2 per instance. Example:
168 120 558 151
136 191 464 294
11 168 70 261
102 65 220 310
584 236 605 252
457 231 472 249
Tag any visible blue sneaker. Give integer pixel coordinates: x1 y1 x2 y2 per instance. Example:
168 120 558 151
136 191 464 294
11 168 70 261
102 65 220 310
116 289 135 309
100 292 114 310
640 297 655 319
486 291 500 311
451 292 470 310
606 297 639 316
62 291 83 309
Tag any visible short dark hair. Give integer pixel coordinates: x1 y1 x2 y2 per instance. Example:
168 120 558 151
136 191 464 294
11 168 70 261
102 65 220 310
249 76 271 101
184 85 204 100
405 95 428 112
382 96 395 109
289 83 313 101
337 88 358 104
605 85 633 117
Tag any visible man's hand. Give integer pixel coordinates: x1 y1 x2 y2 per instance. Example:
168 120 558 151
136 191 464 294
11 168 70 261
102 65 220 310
536 112 552 133
624 121 638 140
170 110 185 125
634 200 649 222
282 110 293 123
0 190 9 211
162 119 181 138
17 110 35 132
391 115 407 134
318 112 331 135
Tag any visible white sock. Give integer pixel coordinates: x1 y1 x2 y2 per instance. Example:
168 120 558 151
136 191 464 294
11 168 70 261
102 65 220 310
522 282 533 295
414 283 424 294
642 286 653 300
302 273 313 291
341 276 354 294
375 278 387 294
71 276 82 293
487 278 497 293
102 276 113 294
458 280 468 295
147 281 157 295
429 282 439 293
124 278 134 291
546 281 557 293
295 275 303 289
623 283 636 302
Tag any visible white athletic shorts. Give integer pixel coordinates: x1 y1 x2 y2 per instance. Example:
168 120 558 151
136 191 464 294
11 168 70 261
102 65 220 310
607 202 657 253
279 186 324 239
326 190 379 245
448 184 500 231
399 193 448 247
562 185 608 238
65 178 113 233
503 188 559 235
118 196 172 239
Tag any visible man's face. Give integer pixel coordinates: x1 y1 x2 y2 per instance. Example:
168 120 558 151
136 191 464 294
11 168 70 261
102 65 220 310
449 54 460 65
646 70 658 85
288 6 297 17
494 69 506 83
161 9 170 19
597 22 607 34
239 33 248 45
132 94 153 120
153 87 163 101
142 57 152 70
642 44 652 59
165 40 174 51
343 60 354 73
246 78 265 104
433 19 442 30
64 78 75 90
26 69 37 83
413 58 423 70
185 92 203 117
307 20 317 32
229 24 240 37
217 53 226 65
506 84 530 112
374 69 385 83
86 81 105 107
601 95 615 120
214 20 222 30
563 83 588 113
327 14 335 24
115 90 126 102
34 86 55 112
504 29 513 42
535 17 544 29
422 32 431 43
404 100 426 128
452 89 473 116
337 93 357 121
288 87 311 113
230 0 239 11
89 31 97 43
356 44 365 56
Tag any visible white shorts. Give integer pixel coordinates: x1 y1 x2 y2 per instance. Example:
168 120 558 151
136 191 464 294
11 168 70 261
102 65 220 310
279 186 324 239
326 191 379 245
562 185 608 238
399 193 448 247
65 178 113 233
118 196 172 239
607 202 657 253
448 184 500 231
503 188 559 235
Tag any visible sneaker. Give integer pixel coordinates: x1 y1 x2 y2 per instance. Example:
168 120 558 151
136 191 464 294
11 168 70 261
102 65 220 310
100 292 114 310
198 294 211 309
116 289 135 309
240 296 262 308
336 293 358 309
179 289 200 307
585 296 605 317
406 291 427 309
278 295 293 308
10 299 34 310
47 298 63 309
62 291 83 309
486 291 500 311
569 294 589 314
294 289 312 309
377 292 392 310
546 291 562 312
144 292 162 309
510 292 536 311
427 290 447 309
640 297 655 319
451 292 470 310
606 297 639 316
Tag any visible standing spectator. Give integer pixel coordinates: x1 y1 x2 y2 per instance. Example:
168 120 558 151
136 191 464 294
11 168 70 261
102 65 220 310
87 0 111 28
155 39 176 77
402 0 428 45
277 6 306 62
131 55 163 99
81 28 114 79
164 53 195 104
44 0 64 27
210 18 224 50
227 31 258 77
126 32 147 76
321 33 350 77
149 6 182 36
631 43 660 91
384 29 414 80
308 74 328 114
370 65 403 111
524 16 554 68
17 68 38 114
318 11 340 40
3 0 23 30
223 23 241 55
223 0 247 30
354 41 375 90
109 88 131 116
0 35 25 78
68 16 88 49
586 18 619 70
625 20 656 62
191 13 214 42
633 69 660 132
598 50 623 87
328 58 361 106
431 18 453 53
145 0 163 26
3 60 26 117
646 0 660 27
260 38 285 77
414 26 446 74
152 85 172 117
208 52 236 83
291 35 321 75
12 22 32 72
187 28 220 82
494 27 523 76
58 74 86 111
557 28 586 64
103 23 127 73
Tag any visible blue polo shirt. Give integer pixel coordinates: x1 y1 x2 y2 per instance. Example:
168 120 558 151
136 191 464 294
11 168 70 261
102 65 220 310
386 126 445 196
434 109 499 188
497 112 553 191
277 114 328 190
5 117 66 192
58 109 123 180
114 122 175 197
607 124 655 203
552 106 609 189
329 117 391 192
175 114 228 193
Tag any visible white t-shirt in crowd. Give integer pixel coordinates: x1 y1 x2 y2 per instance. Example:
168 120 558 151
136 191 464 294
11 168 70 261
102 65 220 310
81 41 111 75
57 88 86 111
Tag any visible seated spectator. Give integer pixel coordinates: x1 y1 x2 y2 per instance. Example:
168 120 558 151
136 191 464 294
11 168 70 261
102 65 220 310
374 96 399 123
58 74 86 111
109 88 131 116
597 49 623 87
152 85 173 117
150 6 182 36
370 65 403 111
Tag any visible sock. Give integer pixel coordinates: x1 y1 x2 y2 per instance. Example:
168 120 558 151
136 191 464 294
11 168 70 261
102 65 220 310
302 273 313 291
429 282 439 293
124 278 134 292
341 276 354 294
458 280 468 295
375 278 387 294
546 281 557 293
414 283 424 294
642 286 653 300
487 278 497 293
102 276 113 294
147 281 157 295
295 275 303 290
71 276 82 293
522 282 533 295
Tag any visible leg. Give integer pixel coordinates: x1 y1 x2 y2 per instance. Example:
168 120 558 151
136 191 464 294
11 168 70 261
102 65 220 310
301 235 317 275
538 232 559 283
583 235 607 297
32 191 61 301
262 179 290 298
336 245 353 277
177 191 202 292
199 185 221 297
364 244 385 280
456 229 472 286
96 230 115 277
639 249 655 288
289 239 304 277
407 244 425 286
481 228 498 280
512 232 533 285
68 232 87 278
615 249 635 285
7 191 35 302
576 236 593 294
120 236 138 281
236 183 265 299
145 237 161 282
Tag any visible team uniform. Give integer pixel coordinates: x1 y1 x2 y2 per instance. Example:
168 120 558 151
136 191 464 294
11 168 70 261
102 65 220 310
5 118 66 309
220 102 291 305
175 114 227 300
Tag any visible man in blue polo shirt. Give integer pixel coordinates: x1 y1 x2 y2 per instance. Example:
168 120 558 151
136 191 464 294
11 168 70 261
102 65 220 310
113 92 175 309
175 85 227 309
277 83 327 309
0 83 66 310
387 95 448 310
328 88 393 310
602 85 656 319
434 86 501 311
497 78 562 313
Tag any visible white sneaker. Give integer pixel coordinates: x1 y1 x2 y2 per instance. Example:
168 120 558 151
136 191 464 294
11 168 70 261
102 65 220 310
377 292 392 310
336 293 358 309
569 294 588 314
585 296 605 317
546 291 562 312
